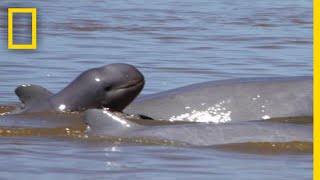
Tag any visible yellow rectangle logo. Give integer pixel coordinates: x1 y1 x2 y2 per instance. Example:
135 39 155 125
8 8 37 49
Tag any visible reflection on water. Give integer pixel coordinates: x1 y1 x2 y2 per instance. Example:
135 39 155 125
0 0 313 179
214 142 313 155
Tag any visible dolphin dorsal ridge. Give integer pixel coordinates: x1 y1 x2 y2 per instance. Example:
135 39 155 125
15 84 54 106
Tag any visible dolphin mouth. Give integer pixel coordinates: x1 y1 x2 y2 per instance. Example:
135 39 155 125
117 79 144 90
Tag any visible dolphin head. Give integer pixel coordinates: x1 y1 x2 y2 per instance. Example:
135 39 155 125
96 63 145 111
52 63 144 112
67 63 144 111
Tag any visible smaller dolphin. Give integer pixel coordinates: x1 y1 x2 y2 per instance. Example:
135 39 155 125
84 109 313 146
11 63 144 114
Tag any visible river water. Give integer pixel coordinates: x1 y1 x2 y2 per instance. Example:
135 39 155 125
0 0 313 179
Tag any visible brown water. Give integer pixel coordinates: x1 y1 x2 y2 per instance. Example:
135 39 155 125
0 0 313 179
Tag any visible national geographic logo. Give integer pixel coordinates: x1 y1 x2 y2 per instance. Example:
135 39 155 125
8 8 37 50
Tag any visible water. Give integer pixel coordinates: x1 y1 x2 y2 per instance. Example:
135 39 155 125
0 0 313 179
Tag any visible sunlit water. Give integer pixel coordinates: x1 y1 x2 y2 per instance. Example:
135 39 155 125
0 0 312 179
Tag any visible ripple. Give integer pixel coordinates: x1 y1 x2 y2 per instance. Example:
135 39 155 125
214 142 313 154
0 0 313 179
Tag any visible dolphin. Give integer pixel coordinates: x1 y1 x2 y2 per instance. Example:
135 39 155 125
11 63 144 114
84 109 313 146
12 64 312 123
124 76 312 123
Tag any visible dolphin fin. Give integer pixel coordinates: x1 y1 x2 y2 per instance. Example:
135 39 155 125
84 109 140 135
15 84 54 106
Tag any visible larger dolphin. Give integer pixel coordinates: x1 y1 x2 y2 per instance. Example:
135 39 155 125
124 76 312 123
12 64 312 122
14 76 312 122
84 109 313 146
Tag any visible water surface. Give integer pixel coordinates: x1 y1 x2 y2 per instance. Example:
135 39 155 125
0 0 313 179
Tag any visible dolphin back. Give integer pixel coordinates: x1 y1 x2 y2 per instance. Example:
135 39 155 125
84 109 313 146
125 76 313 122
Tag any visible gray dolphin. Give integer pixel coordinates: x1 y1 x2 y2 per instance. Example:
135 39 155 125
12 63 144 114
15 76 312 122
124 76 312 123
84 109 313 146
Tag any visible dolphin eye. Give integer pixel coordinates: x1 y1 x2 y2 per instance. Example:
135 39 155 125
104 86 112 91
